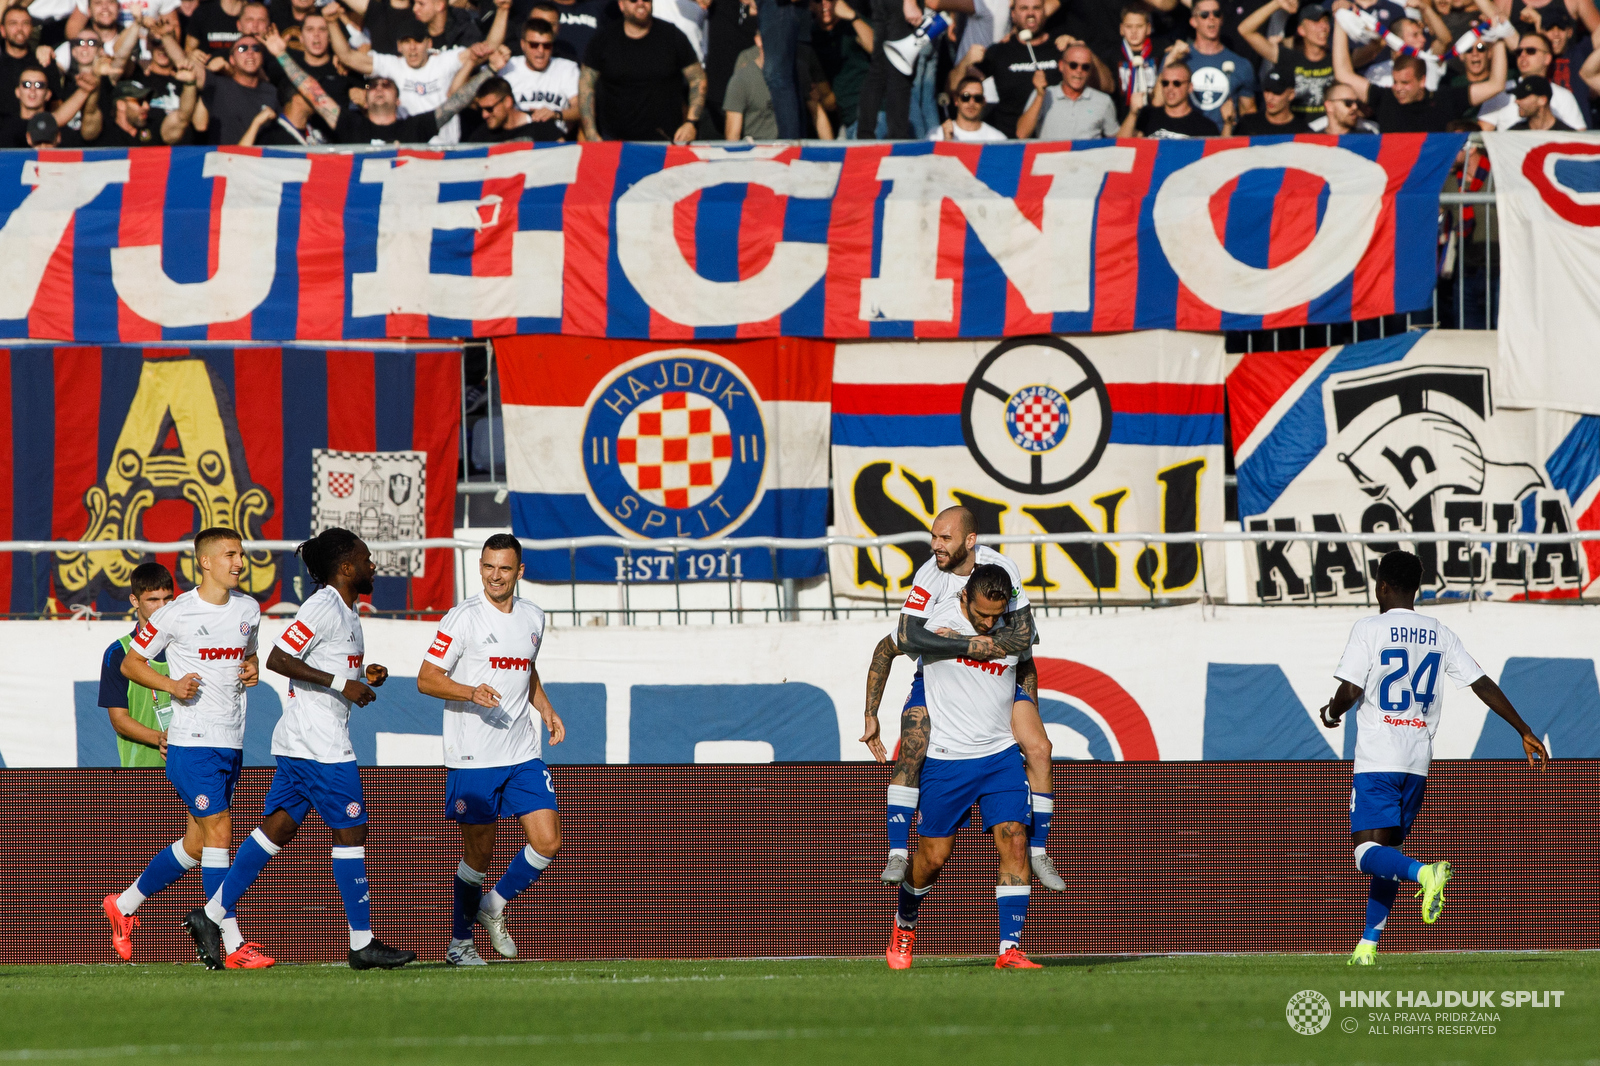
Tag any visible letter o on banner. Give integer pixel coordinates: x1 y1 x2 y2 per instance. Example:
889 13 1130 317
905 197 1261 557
1152 143 1387 316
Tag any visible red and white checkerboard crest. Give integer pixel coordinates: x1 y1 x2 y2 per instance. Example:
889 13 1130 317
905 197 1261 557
1004 385 1070 453
328 471 355 498
615 391 734 510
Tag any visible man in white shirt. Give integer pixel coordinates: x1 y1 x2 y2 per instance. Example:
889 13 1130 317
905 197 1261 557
120 526 262 969
864 506 1061 895
1318 550 1547 966
1016 42 1118 139
497 15 580 132
192 529 416 971
884 564 1041 970
325 0 509 143
927 73 1006 141
1476 30 1586 129
418 534 568 967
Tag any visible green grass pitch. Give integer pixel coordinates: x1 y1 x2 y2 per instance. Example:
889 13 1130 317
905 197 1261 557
1 953 1594 1065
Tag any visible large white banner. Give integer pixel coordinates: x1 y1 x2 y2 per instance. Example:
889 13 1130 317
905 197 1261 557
1487 131 1600 414
830 333 1228 605
1231 330 1600 603
12 604 1598 767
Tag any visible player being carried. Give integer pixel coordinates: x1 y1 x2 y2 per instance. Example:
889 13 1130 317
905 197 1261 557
860 506 1062 892
885 563 1044 969
116 527 262 969
185 529 417 971
1318 550 1548 966
417 534 567 966
99 563 188 959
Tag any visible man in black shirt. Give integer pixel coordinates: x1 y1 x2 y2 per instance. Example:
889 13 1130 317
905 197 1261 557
950 0 1061 139
286 12 359 116
187 0 247 61
468 74 560 138
85 78 161 145
550 0 610 61
579 0 705 141
1116 60 1222 136
0 64 95 146
1334 24 1505 131
1234 63 1312 132
197 33 281 142
1509 73 1575 127
273 37 492 142
414 0 486 49
1 6 60 116
1238 0 1335 118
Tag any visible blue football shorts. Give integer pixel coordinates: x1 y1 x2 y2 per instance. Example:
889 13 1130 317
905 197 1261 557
916 745 1031 839
165 745 243 818
262 756 367 829
1350 771 1428 839
445 758 558 824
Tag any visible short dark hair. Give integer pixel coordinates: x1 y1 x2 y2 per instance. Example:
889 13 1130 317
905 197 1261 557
2 6 32 23
1120 2 1152 24
297 527 364 586
1162 60 1192 79
129 562 174 598
476 76 513 101
482 532 522 562
523 17 554 36
966 563 1013 606
1391 54 1427 81
194 526 243 556
1523 31 1553 52
1377 550 1423 594
955 73 985 94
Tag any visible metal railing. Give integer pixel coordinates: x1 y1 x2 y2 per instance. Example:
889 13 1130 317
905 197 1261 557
7 526 1595 624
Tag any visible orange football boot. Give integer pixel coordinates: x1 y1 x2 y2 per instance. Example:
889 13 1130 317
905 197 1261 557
886 923 916 970
102 894 138 962
995 947 1042 969
225 942 276 969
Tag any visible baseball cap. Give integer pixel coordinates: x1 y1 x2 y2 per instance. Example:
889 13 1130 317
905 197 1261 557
1513 75 1553 98
1538 4 1574 28
1299 3 1329 20
1262 66 1293 94
395 17 430 41
115 79 151 100
26 112 58 144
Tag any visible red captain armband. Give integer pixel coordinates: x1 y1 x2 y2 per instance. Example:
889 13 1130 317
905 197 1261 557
903 586 931 611
428 631 453 658
132 623 157 650
282 621 314 652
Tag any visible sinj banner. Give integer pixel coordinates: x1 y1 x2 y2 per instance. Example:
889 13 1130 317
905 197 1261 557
1230 330 1600 603
830 332 1227 604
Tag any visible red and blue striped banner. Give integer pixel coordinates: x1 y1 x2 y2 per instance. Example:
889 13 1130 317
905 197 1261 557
0 344 460 616
0 136 1464 343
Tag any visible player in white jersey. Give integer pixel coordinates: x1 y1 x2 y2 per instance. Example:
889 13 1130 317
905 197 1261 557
884 564 1042 970
860 506 1061 891
1319 550 1547 966
417 534 567 966
496 17 580 133
187 529 416 971
119 527 262 969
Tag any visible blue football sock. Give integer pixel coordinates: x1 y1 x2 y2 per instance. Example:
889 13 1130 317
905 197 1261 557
1355 841 1423 883
1362 876 1400 945
895 882 932 929
453 861 485 940
886 786 918 854
1029 793 1053 854
331 846 372 950
483 845 553 914
205 829 279 925
119 840 199 915
997 886 1030 952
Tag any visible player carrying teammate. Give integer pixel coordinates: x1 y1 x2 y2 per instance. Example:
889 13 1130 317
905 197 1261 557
417 534 567 966
99 564 189 959
1319 550 1548 966
116 527 262 969
885 563 1043 970
861 507 1062 892
185 529 416 971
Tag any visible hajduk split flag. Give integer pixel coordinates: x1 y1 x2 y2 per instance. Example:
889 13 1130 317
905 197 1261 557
498 336 833 582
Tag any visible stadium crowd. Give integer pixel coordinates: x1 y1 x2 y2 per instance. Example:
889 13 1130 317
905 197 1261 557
0 0 1595 146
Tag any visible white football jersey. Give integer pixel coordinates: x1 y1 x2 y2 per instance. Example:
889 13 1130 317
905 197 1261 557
499 54 580 130
1335 608 1484 777
269 586 365 763
133 589 261 750
920 599 1019 759
425 594 547 769
900 545 1030 620
369 48 467 143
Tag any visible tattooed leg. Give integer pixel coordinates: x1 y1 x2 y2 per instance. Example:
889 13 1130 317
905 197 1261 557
890 705 929 788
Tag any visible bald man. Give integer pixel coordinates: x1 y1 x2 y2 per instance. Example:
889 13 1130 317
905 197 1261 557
861 507 1063 892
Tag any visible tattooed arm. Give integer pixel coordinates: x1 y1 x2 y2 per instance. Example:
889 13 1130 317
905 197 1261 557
271 45 344 130
578 64 600 140
1016 655 1037 704
434 68 494 124
984 605 1037 657
675 61 705 143
859 636 900 763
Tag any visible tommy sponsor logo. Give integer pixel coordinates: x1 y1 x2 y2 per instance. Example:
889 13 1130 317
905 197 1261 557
347 655 364 669
345 802 361 817
195 794 210 811
489 656 531 671
199 647 245 661
283 621 314 652
429 631 453 657
133 623 156 649
1382 715 1428 729
904 587 931 611
957 658 1008 676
